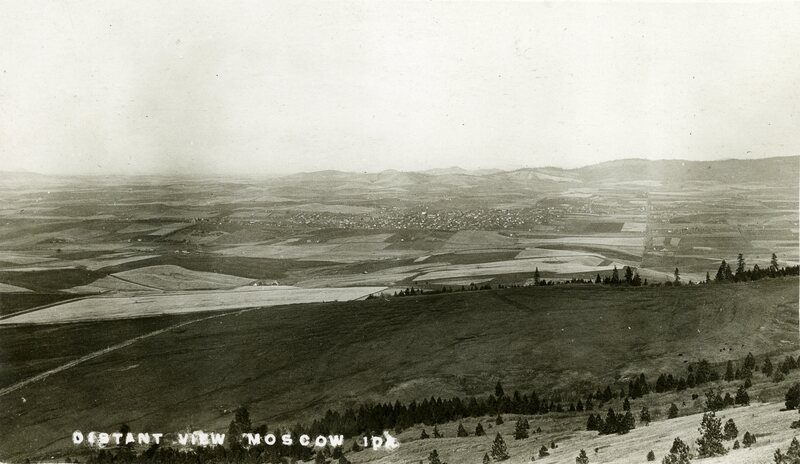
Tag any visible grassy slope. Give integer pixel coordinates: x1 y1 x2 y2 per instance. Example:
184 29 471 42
0 279 797 460
368 398 800 464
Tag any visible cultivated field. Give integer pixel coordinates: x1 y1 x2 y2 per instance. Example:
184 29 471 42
0 286 384 324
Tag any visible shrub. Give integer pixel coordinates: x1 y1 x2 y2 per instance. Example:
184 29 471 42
576 449 589 464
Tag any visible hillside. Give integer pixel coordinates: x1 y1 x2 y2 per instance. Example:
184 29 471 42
0 279 797 460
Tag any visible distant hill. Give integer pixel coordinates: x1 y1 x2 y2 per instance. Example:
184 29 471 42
272 156 799 193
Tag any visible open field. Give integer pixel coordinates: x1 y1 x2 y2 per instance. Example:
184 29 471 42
110 265 256 290
0 279 796 459
0 286 385 324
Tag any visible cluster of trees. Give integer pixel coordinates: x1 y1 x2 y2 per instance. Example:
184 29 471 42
586 407 636 435
774 437 800 463
714 253 800 283
76 362 799 464
660 412 758 464
703 385 751 411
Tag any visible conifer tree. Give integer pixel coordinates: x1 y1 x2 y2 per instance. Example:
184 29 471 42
475 422 485 436
696 412 727 458
483 453 490 464
491 433 510 461
735 385 750 405
428 449 443 464
725 361 735 381
420 429 430 439
576 449 589 464
640 406 651 426
623 397 631 411
723 419 738 440
742 431 756 447
763 357 774 377
663 437 691 464
668 403 679 419
624 266 634 285
513 419 529 440
495 381 505 399
495 414 504 425
433 425 443 438
539 445 550 457
457 422 468 437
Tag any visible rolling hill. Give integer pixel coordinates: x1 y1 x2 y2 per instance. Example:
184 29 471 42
0 278 796 460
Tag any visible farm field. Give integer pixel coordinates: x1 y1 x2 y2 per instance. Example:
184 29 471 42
0 285 385 324
0 157 797 462
0 279 796 460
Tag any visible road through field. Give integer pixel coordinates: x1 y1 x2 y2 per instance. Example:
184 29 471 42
0 307 251 398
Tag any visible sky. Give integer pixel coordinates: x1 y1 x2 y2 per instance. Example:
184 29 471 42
1 1 798 176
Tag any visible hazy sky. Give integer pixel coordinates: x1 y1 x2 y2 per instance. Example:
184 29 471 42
1 1 798 176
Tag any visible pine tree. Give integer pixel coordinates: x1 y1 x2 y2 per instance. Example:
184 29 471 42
647 450 656 461
696 412 727 458
623 397 631 411
576 449 589 464
725 361 735 381
513 419 529 440
420 429 430 439
735 385 750 405
624 266 634 285
428 449 443 464
482 453 490 464
668 403 679 419
595 273 602 284
539 445 550 457
716 260 727 281
674 268 681 284
742 431 756 447
432 425 443 438
457 422 468 437
763 357 774 377
662 437 691 464
640 406 651 426
785 383 800 410
771 253 780 273
611 266 620 285
786 437 800 461
706 271 710 283
495 381 505 399
533 267 540 285
491 433 509 461
744 352 756 371
622 411 635 433
495 414 504 425
723 418 738 440
632 271 642 286
736 253 746 278
475 422 485 436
